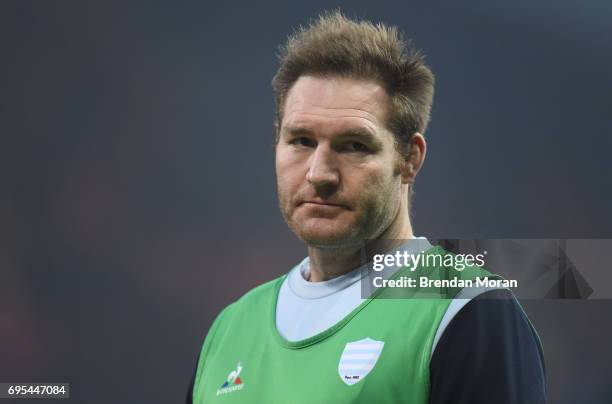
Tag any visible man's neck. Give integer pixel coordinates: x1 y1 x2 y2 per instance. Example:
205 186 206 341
306 208 413 282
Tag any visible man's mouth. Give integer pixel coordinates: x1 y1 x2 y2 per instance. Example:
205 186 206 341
300 200 350 210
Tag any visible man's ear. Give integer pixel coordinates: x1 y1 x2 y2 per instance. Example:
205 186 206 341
399 133 427 185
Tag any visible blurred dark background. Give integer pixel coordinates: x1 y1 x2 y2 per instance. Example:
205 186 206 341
1 1 611 402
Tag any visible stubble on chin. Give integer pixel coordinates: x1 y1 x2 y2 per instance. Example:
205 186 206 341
298 220 360 249
286 206 372 249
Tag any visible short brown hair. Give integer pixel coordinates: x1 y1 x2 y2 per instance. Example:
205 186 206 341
272 11 435 153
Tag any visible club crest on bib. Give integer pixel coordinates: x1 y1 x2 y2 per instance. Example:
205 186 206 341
338 338 385 386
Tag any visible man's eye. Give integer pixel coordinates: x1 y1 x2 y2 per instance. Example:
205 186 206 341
345 142 370 153
290 137 316 148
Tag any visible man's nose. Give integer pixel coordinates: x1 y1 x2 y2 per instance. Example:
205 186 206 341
306 143 340 189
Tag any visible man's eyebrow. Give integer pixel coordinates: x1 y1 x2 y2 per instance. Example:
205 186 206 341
281 126 385 148
283 126 314 136
282 126 379 140
336 128 377 140
336 128 385 148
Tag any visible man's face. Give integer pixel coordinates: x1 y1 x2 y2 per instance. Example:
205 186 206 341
275 75 404 248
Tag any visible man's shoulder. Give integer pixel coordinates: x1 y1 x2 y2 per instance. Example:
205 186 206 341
237 274 286 304
217 274 287 320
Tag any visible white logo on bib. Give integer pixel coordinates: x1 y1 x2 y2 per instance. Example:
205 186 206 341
338 338 385 386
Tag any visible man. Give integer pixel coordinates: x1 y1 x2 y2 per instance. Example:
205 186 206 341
188 11 545 403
